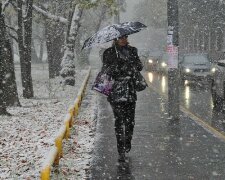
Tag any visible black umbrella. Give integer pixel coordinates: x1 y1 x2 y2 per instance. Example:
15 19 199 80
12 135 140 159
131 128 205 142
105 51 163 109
82 21 147 49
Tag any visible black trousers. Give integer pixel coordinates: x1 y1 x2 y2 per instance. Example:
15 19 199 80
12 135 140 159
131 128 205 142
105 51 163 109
110 101 136 153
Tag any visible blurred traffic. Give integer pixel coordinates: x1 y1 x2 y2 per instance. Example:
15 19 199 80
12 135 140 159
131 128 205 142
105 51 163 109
142 50 225 112
145 70 225 133
179 53 215 85
142 51 216 85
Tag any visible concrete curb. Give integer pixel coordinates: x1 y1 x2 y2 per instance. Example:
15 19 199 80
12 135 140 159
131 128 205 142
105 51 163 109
40 67 91 180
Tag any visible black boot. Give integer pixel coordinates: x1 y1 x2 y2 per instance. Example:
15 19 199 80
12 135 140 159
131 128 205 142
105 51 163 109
116 133 125 155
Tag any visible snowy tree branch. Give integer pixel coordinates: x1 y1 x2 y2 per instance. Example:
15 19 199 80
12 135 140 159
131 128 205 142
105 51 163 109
32 4 68 24
2 0 11 12
5 24 17 33
9 33 18 42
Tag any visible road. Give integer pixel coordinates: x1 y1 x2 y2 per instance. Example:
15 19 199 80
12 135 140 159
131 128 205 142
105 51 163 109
91 70 225 179
145 71 225 135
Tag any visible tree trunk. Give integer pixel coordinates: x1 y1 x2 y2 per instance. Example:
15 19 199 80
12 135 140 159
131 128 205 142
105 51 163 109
0 3 20 115
46 21 64 79
23 0 34 98
60 3 83 86
0 4 8 115
31 39 41 63
39 39 44 62
53 31 64 76
3 39 21 106
17 0 34 98
75 34 90 68
46 24 54 78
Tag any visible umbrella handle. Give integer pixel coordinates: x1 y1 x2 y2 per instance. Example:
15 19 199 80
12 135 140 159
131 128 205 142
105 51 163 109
115 46 119 58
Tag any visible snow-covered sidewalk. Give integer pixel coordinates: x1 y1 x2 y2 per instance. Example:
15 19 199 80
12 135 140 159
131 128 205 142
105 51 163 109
0 65 90 179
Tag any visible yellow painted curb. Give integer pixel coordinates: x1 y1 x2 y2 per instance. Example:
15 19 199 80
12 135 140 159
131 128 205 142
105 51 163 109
40 67 91 180
74 98 80 116
55 126 66 158
40 147 58 180
64 115 71 140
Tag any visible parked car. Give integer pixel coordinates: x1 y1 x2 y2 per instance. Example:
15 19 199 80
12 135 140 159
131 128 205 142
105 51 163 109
179 54 214 84
211 60 225 109
157 53 168 74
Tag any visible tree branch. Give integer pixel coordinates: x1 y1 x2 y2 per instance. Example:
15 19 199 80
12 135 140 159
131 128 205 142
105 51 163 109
32 4 68 24
2 0 11 12
5 24 17 33
9 33 18 42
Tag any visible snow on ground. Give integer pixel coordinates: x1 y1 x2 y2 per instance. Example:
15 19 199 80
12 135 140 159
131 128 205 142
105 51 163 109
51 79 99 179
0 64 90 179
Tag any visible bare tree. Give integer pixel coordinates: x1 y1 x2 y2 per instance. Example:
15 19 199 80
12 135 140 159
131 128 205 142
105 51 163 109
0 3 20 115
30 0 119 85
45 21 65 78
60 2 83 85
34 1 68 79
31 38 41 63
17 0 34 98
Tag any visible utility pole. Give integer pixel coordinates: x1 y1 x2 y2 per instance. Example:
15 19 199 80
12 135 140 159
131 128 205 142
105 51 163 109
114 0 120 23
167 0 179 120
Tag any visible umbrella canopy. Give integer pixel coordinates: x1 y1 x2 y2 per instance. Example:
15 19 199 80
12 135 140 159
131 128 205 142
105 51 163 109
82 21 147 49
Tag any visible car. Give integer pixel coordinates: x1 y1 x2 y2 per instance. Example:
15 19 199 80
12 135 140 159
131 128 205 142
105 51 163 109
144 56 159 71
179 54 214 84
211 59 225 109
143 51 162 72
156 53 168 74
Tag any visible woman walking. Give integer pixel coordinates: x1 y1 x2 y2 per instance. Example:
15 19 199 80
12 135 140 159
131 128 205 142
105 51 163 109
102 35 143 162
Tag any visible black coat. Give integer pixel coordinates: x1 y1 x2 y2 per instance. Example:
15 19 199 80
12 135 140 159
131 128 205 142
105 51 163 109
102 45 143 103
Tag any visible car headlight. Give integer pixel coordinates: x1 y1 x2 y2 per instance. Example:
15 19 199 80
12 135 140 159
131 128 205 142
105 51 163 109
185 68 191 73
148 59 153 64
161 62 167 67
211 67 216 73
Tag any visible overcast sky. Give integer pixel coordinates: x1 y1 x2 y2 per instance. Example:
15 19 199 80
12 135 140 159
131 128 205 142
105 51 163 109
120 0 141 22
120 0 152 50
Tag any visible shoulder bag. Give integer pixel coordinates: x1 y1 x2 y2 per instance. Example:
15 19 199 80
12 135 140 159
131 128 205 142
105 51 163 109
134 72 148 92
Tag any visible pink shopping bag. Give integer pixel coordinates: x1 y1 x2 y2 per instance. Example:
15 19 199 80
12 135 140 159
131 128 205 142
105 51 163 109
92 71 114 96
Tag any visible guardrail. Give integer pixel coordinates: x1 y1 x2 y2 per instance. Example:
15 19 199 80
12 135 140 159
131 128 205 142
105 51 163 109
40 67 91 180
